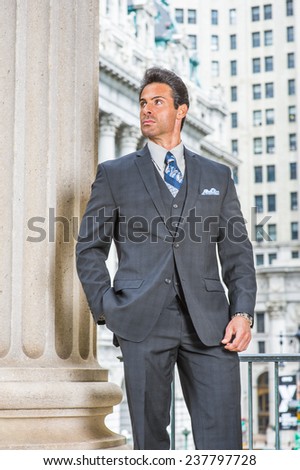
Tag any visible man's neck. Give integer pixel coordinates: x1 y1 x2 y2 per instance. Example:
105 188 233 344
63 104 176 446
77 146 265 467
149 136 181 150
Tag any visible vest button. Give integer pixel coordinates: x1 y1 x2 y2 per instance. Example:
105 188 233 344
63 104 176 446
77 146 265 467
164 278 171 284
173 203 178 208
174 243 180 248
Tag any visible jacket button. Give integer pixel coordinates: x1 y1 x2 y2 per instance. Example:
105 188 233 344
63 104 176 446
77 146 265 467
164 278 171 284
173 203 178 208
174 243 180 248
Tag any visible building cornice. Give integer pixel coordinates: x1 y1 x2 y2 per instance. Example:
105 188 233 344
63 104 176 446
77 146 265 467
201 139 240 166
100 56 140 91
256 266 300 275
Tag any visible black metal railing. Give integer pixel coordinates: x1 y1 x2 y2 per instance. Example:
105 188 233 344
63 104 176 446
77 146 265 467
239 353 300 450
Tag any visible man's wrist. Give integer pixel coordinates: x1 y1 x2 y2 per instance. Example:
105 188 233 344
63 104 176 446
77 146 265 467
97 314 106 325
231 312 253 327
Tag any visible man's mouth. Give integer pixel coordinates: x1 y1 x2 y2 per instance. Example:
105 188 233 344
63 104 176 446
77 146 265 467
142 119 155 125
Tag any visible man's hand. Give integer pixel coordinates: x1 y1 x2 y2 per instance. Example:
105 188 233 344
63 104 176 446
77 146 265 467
221 316 252 352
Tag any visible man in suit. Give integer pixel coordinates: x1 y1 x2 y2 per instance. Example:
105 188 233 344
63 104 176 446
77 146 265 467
76 67 256 450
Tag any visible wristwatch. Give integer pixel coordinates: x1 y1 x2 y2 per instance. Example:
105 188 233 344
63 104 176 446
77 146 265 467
97 314 106 325
231 312 253 327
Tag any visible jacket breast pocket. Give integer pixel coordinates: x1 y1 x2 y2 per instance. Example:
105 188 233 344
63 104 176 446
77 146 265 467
196 195 221 219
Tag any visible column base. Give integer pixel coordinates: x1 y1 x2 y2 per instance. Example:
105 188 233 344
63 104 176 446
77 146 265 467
0 416 126 450
0 378 126 450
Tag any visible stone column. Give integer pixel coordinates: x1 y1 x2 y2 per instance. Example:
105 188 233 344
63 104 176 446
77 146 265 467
98 114 121 163
119 125 141 155
0 0 125 449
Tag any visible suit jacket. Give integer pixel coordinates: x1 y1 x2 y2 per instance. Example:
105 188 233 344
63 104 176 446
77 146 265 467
76 145 256 346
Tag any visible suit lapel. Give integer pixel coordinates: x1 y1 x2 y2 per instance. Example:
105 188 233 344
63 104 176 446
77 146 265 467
181 147 202 221
135 145 169 226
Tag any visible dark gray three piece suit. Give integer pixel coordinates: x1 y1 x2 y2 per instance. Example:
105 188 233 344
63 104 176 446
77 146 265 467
76 145 256 450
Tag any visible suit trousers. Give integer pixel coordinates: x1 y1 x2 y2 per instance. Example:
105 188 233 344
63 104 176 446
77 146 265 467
117 296 243 450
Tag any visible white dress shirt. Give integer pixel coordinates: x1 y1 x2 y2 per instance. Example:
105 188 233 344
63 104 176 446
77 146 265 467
147 140 185 181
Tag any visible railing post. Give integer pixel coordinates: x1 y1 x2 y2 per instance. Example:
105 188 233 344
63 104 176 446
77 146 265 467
248 361 254 449
274 361 280 449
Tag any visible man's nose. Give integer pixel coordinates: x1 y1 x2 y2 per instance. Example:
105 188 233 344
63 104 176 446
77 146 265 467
142 103 152 114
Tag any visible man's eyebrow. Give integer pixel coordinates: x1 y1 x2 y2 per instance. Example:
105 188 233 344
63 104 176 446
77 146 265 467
139 95 166 102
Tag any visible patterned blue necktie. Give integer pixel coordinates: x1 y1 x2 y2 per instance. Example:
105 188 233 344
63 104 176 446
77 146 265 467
164 151 183 197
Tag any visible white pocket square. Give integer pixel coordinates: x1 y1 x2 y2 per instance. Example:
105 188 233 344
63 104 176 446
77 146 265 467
201 187 220 196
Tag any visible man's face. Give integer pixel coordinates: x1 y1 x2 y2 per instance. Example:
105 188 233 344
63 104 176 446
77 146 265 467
139 82 183 142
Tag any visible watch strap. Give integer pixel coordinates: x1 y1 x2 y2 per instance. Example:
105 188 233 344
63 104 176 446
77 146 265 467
231 312 253 327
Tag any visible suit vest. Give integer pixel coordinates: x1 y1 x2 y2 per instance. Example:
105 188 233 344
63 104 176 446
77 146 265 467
153 166 187 305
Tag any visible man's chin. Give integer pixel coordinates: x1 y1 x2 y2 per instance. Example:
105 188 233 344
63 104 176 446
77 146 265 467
141 129 154 138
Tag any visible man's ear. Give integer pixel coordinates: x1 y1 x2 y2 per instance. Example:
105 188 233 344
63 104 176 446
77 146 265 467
176 104 188 120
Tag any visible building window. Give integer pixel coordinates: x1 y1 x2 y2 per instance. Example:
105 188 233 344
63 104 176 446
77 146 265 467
256 225 265 242
188 34 197 50
231 86 238 101
286 0 294 16
231 112 238 128
264 30 273 46
254 137 263 154
292 251 299 259
266 108 274 125
232 167 238 184
265 82 274 98
288 79 296 95
266 136 275 153
230 34 237 50
255 195 263 213
256 254 264 265
253 84 261 99
253 110 262 126
231 139 238 155
253 58 261 73
265 56 273 72
264 4 272 19
290 162 297 179
288 78 296 95
291 222 298 240
291 192 298 210
288 52 295 68
211 61 219 77
267 194 276 212
289 133 297 151
267 165 275 182
269 253 277 264
175 8 184 24
289 105 296 122
287 26 294 42
211 35 219 50
257 312 265 333
252 6 260 21
211 9 218 25
229 8 237 25
258 341 266 353
268 224 277 241
257 371 270 434
288 78 296 96
188 9 197 24
230 60 237 76
252 32 260 47
254 166 263 183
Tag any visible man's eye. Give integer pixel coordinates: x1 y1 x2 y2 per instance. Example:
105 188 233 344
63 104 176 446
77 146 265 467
155 99 162 105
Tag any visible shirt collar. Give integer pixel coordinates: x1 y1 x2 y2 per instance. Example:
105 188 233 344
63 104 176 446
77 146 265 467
147 140 184 171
